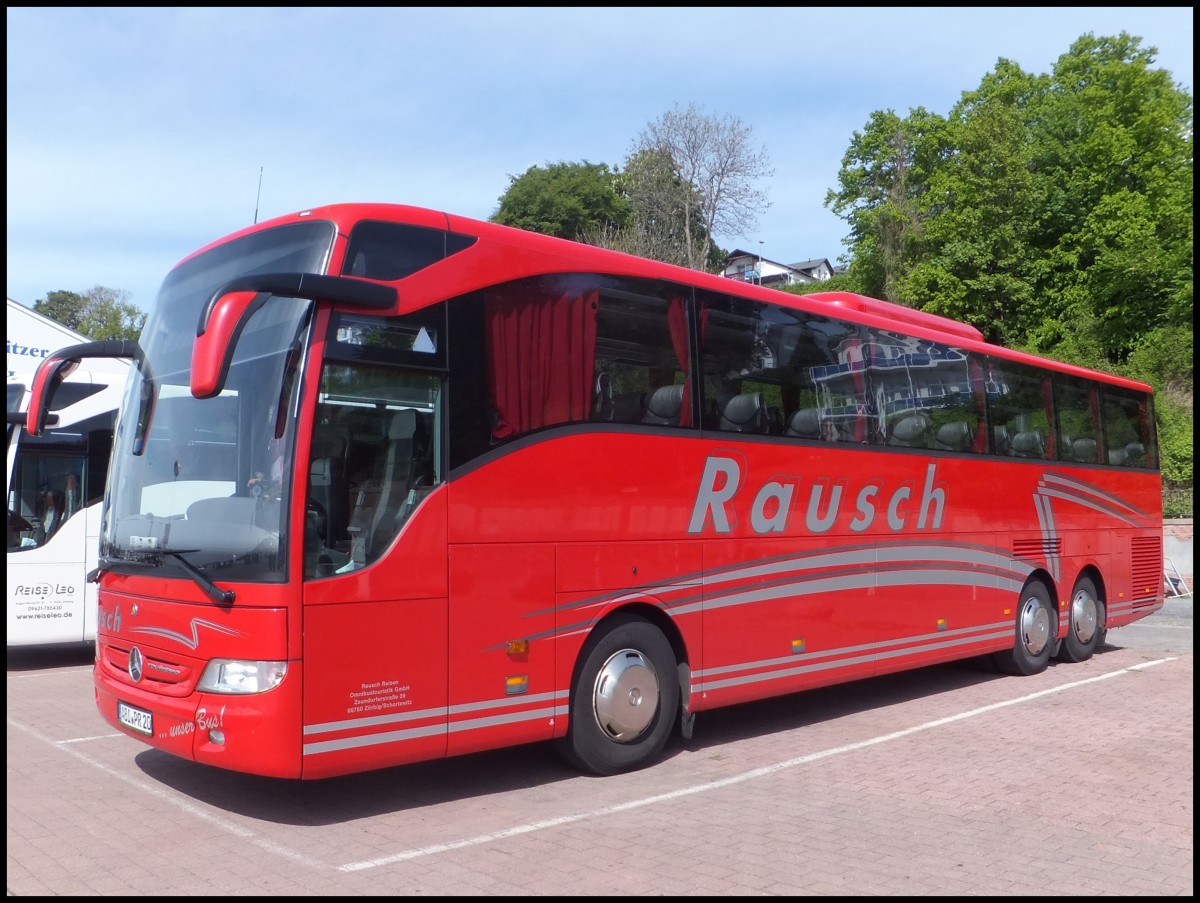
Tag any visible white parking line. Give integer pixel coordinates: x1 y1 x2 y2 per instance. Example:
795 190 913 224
338 656 1176 872
7 716 333 873
7 655 1178 876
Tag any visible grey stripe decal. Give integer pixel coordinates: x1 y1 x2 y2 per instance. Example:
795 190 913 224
304 689 565 736
1041 471 1150 521
698 628 1013 693
697 620 1012 679
304 704 560 756
672 567 1028 618
538 540 1032 618
1036 484 1141 526
1032 491 1061 581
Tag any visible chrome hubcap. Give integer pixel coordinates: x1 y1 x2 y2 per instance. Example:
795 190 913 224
1021 594 1052 655
1070 588 1098 644
592 648 660 742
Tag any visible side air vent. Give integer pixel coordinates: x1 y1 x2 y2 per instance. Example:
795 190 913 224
1012 538 1062 561
1131 535 1163 598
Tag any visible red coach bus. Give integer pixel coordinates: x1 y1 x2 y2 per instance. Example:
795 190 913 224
26 203 1163 780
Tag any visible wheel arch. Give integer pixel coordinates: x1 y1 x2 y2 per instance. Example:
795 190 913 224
578 600 689 675
1023 567 1058 604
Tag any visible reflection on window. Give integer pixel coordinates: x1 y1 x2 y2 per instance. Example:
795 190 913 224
434 274 1159 478
335 315 438 355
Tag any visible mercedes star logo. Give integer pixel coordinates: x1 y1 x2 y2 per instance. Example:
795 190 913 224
128 646 144 682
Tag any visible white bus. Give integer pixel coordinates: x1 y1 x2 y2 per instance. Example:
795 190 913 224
7 367 125 646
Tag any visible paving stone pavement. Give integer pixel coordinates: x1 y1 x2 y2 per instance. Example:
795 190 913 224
7 598 1192 896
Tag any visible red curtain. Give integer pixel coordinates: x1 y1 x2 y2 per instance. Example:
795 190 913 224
667 296 694 426
1041 376 1056 458
969 356 988 453
486 284 598 439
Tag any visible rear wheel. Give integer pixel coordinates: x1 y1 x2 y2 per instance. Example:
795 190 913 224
559 614 678 776
992 581 1054 676
1057 576 1103 663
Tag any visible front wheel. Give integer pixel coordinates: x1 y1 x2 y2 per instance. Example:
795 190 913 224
1057 576 1104 663
992 581 1055 676
559 614 678 776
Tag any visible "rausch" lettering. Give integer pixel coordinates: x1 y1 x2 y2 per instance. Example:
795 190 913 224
688 455 946 536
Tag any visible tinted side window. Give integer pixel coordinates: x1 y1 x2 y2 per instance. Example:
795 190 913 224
1102 388 1157 468
594 287 693 428
986 360 1052 458
341 221 475 280
1054 376 1099 463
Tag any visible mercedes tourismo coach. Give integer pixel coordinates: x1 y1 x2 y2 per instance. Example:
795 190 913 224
25 203 1163 779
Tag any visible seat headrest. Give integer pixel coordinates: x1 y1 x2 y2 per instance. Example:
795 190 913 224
592 372 614 420
1072 437 1097 462
644 384 684 422
890 412 931 443
388 408 419 440
934 420 972 450
720 393 766 432
1011 430 1044 457
786 408 821 438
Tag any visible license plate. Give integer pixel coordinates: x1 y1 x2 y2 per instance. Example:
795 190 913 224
117 701 153 736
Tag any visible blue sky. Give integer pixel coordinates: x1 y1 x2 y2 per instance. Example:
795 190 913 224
6 7 1193 314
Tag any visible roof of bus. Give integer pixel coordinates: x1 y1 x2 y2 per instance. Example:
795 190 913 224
178 202 1153 395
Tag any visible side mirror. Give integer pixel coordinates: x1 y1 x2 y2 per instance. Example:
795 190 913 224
191 289 266 399
26 340 140 436
191 273 397 399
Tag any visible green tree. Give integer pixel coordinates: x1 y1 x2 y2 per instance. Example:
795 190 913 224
490 161 629 241
491 107 769 274
824 107 950 301
33 286 145 340
826 32 1192 510
899 62 1047 345
1026 33 1194 362
828 32 1192 361
1124 325 1194 506
778 270 861 299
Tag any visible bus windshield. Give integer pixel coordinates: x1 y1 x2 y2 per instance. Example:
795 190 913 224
102 220 335 583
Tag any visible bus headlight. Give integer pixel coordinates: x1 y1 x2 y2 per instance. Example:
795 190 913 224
197 659 287 694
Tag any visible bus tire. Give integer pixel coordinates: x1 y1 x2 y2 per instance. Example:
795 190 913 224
1057 576 1103 663
992 581 1054 676
560 614 678 776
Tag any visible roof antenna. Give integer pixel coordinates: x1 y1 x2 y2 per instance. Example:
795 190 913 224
253 166 263 224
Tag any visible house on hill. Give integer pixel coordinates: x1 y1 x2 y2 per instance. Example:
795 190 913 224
721 250 835 288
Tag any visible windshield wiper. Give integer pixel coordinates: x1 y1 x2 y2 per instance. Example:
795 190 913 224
163 550 236 606
88 549 235 606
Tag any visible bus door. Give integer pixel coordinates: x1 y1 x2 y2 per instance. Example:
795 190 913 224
7 433 93 644
298 314 452 775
